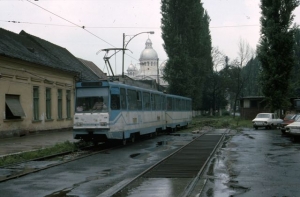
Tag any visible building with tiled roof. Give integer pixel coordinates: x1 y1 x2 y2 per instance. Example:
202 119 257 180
0 28 99 138
77 58 107 80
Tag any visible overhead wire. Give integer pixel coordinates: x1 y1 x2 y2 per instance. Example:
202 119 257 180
5 1 260 68
23 0 140 62
25 0 114 47
0 19 259 29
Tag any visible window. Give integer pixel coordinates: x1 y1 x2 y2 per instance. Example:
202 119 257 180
33 86 39 120
46 88 51 119
111 94 120 110
76 88 109 112
5 94 25 119
155 94 161 110
143 92 151 110
66 90 71 119
151 94 155 110
175 99 180 110
167 97 173 110
244 100 250 108
128 89 137 110
120 88 127 110
57 89 62 119
137 91 142 110
162 96 166 110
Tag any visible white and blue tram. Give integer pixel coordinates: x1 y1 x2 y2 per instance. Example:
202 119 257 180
73 80 192 144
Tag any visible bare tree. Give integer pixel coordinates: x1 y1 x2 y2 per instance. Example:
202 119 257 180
229 39 255 118
212 47 226 71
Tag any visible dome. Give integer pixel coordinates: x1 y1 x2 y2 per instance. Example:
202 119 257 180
160 61 167 69
139 39 158 61
127 63 136 71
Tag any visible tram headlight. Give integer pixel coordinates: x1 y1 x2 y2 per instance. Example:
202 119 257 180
100 122 107 126
76 122 83 126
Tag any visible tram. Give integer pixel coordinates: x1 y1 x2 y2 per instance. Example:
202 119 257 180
73 80 192 144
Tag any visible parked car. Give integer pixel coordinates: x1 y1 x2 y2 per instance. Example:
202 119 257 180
285 118 300 141
280 114 300 134
252 113 283 130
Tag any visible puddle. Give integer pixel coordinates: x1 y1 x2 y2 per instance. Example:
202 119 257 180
157 141 167 146
45 188 76 197
272 143 292 147
130 153 140 158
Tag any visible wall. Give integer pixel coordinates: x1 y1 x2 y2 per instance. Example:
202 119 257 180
0 57 75 138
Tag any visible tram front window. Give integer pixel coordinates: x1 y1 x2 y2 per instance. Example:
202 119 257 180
76 96 108 112
75 88 109 113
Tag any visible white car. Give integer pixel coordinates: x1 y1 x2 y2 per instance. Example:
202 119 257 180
252 113 283 130
285 118 300 137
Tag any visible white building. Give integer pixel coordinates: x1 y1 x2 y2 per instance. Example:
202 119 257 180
127 38 168 88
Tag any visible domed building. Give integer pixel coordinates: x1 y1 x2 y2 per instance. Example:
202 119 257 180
127 38 168 88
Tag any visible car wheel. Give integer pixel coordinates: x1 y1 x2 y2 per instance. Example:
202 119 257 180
255 126 258 130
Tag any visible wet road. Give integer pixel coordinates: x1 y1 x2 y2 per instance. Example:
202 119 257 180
0 133 199 197
1 128 300 197
199 128 300 197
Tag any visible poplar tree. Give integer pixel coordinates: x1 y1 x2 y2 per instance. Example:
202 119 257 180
257 0 299 112
290 27 300 96
161 0 212 109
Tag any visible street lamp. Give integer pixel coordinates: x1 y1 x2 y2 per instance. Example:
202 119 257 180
122 31 155 78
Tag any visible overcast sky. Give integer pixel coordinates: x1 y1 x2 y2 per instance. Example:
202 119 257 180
1 0 300 75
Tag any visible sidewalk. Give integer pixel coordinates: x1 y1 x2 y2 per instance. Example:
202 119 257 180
0 129 78 157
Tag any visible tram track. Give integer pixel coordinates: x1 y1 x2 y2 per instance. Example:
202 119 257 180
98 131 227 197
0 142 120 183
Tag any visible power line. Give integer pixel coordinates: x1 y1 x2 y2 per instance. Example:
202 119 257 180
25 0 115 47
0 19 259 29
23 1 143 62
0 20 160 29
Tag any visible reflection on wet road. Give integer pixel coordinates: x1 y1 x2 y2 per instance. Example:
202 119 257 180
199 128 300 197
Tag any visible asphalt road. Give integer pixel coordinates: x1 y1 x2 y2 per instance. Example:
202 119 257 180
1 128 299 197
199 128 300 197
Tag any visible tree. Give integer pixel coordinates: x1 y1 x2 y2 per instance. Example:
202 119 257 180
257 0 299 112
242 57 262 96
202 47 227 115
290 26 300 97
161 0 212 109
231 39 255 116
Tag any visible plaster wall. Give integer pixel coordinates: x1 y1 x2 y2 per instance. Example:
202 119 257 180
0 57 75 137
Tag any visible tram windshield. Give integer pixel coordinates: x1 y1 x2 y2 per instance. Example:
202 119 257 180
75 88 109 113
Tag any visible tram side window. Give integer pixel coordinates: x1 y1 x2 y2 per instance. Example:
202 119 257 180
162 96 166 110
128 89 137 110
110 94 120 110
167 97 172 111
143 92 151 110
155 94 161 110
151 94 155 110
137 91 142 110
180 99 184 110
175 98 180 110
120 88 127 110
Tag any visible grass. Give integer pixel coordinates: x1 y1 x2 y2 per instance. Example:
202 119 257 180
184 115 252 132
0 141 86 167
